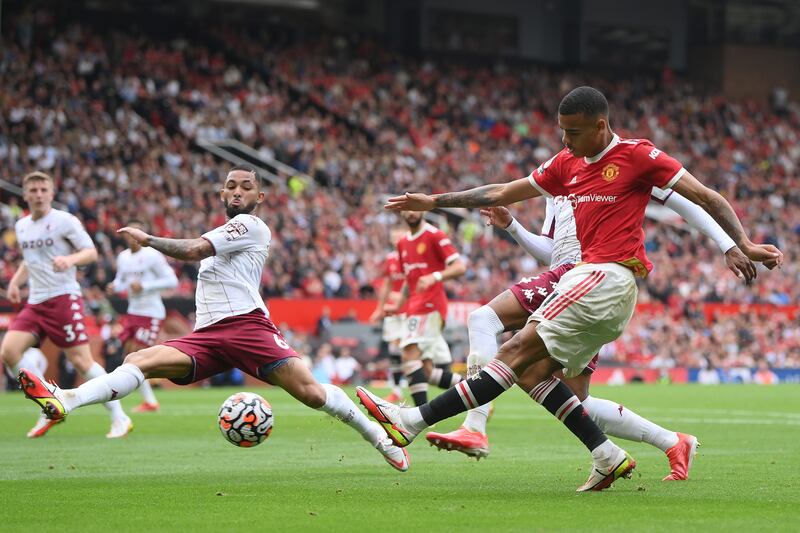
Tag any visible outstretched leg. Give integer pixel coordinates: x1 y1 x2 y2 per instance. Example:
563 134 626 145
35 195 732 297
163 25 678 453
562 371 697 480
19 345 191 418
268 358 409 472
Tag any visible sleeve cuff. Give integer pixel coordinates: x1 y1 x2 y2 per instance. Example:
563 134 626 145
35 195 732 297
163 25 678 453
664 167 686 190
444 253 460 264
505 218 521 234
201 236 217 256
527 173 552 198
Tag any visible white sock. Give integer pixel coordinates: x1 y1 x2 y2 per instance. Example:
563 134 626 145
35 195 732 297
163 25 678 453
63 363 144 412
138 379 158 405
317 383 383 445
583 395 679 452
590 439 620 470
400 406 428 433
463 403 491 433
459 305 504 433
83 362 128 420
10 350 45 379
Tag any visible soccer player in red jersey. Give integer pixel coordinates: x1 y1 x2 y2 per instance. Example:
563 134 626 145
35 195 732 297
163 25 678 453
358 86 782 491
1 171 131 439
386 211 466 406
429 197 745 480
370 227 408 402
18 166 409 472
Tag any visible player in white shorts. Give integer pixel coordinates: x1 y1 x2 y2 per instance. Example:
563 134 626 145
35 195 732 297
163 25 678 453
1 171 131 438
429 188 744 480
18 165 409 472
386 211 466 407
108 220 179 412
359 86 781 492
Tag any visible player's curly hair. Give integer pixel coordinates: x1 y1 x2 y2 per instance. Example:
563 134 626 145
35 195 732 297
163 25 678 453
558 86 609 118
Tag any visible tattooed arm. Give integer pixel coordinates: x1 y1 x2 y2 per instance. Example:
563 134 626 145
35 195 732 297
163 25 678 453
117 227 214 262
385 177 540 211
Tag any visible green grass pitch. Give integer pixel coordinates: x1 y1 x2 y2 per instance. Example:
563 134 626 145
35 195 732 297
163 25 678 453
1 384 798 532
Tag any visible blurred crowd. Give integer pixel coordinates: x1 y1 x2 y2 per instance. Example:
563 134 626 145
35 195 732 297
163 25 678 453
0 6 797 369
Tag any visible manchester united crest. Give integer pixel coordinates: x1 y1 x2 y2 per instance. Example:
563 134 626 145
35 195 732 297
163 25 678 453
601 163 619 182
417 243 427 254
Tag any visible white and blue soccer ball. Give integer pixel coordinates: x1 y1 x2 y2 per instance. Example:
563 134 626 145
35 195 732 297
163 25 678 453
218 392 274 447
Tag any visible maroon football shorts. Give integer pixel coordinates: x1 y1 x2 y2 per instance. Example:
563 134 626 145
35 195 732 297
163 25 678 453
509 263 576 314
164 309 299 385
509 263 600 373
9 294 89 348
119 314 163 348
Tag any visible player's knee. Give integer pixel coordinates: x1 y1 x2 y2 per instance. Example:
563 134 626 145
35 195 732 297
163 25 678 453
123 349 149 367
468 305 499 332
299 384 327 409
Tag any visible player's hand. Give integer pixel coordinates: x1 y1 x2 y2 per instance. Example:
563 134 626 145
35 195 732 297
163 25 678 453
105 282 116 295
52 256 73 272
6 283 21 304
384 192 435 212
724 247 757 284
479 206 513 229
742 243 783 270
130 281 143 294
416 273 438 291
117 226 151 246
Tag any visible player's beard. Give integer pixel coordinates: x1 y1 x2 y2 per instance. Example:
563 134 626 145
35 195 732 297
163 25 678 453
224 199 257 218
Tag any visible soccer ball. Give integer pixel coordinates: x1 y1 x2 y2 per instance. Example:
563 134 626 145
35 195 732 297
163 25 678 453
218 392 274 447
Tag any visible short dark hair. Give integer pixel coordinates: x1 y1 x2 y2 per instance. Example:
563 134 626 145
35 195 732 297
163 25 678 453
229 164 258 175
227 164 260 188
558 86 609 118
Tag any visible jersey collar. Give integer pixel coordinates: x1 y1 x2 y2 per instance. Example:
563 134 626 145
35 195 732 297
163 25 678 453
406 223 430 241
584 134 620 164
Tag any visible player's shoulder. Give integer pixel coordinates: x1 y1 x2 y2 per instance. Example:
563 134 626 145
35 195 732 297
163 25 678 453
424 224 448 239
14 214 32 229
231 213 271 240
536 147 572 172
616 137 659 154
49 208 79 222
118 248 132 260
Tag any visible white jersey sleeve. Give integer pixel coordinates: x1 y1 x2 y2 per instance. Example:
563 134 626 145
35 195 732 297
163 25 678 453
656 188 736 253
505 218 554 265
194 214 271 330
63 214 95 251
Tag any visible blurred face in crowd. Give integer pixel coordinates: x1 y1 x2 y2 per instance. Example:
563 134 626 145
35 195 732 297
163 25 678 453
401 210 423 230
220 169 264 218
557 112 610 158
23 176 55 219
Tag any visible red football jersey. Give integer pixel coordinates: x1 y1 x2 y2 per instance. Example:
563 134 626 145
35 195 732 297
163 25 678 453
397 223 460 317
528 135 684 277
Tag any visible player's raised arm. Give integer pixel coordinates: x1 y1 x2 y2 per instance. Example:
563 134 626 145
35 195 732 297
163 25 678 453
385 176 541 212
670 171 783 277
117 226 214 262
480 206 555 265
